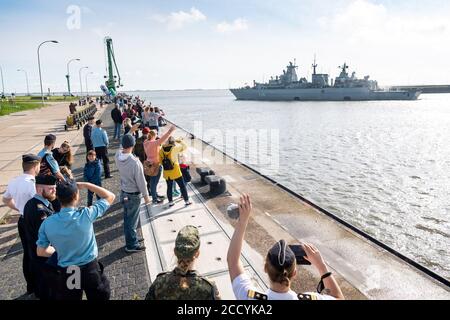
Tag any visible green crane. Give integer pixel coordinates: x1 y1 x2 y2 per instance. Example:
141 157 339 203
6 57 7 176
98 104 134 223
104 37 122 97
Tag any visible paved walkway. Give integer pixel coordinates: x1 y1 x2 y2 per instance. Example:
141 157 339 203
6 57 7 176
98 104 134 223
0 103 151 300
140 168 268 299
0 102 91 221
0 101 105 299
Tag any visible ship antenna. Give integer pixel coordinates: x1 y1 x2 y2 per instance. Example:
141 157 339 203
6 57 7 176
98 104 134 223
312 54 317 75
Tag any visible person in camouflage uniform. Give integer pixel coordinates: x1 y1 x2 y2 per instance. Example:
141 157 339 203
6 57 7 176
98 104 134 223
145 225 221 300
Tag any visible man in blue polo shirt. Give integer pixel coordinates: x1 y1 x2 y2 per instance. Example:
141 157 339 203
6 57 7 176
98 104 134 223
91 119 112 179
37 134 65 182
36 179 115 300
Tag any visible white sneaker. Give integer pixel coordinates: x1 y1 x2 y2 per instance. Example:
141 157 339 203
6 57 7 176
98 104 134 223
169 201 175 207
185 201 192 206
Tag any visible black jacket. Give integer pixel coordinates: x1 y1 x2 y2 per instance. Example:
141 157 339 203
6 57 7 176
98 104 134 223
23 197 54 262
111 108 122 124
83 123 93 142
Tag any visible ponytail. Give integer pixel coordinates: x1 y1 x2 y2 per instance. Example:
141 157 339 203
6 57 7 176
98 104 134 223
265 257 296 287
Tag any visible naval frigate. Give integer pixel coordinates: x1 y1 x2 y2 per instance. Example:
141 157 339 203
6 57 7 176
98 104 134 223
230 59 421 101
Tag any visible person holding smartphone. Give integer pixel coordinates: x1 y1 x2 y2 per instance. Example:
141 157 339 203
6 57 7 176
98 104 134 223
227 194 345 300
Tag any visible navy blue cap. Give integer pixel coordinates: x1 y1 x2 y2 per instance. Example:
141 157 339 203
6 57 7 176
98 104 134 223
56 179 78 199
267 240 296 269
36 175 57 186
22 153 41 163
121 134 136 149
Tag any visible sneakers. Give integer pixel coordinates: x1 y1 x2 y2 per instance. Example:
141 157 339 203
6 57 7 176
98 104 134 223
157 194 166 200
169 201 175 207
172 191 181 198
152 199 163 204
125 245 146 253
105 175 113 179
185 201 192 206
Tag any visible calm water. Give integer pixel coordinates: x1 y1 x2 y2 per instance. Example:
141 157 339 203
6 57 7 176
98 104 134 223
134 89 450 279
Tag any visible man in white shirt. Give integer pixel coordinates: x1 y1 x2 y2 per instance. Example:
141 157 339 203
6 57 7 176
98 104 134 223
2 154 41 295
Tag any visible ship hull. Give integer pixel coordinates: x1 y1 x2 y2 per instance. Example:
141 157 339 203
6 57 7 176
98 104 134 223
230 87 421 101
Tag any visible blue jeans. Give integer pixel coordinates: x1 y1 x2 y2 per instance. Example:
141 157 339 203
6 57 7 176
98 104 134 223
113 122 121 139
121 192 141 249
149 166 162 202
166 177 189 202
87 191 100 207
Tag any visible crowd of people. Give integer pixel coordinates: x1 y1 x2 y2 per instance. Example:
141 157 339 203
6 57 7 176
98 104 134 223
2 93 344 301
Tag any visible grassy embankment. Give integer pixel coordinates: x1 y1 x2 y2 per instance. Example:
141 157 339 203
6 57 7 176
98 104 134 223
0 96 79 116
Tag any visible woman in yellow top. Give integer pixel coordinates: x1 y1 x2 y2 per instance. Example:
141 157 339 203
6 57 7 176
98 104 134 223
159 136 192 206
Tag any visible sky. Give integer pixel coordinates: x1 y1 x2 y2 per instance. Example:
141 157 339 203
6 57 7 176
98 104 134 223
1 0 450 93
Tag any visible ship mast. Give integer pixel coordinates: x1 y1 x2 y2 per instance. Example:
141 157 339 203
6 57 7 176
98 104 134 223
312 54 317 75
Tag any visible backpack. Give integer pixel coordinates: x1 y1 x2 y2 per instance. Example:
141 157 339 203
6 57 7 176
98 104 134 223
161 147 174 171
134 137 145 162
39 153 54 177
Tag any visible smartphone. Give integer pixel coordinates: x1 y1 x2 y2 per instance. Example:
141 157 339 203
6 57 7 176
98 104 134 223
288 244 311 265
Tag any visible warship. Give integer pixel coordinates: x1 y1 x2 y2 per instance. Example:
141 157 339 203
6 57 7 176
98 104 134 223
230 59 421 101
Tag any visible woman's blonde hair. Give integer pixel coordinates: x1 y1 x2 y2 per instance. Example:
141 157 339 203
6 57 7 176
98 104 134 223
124 118 132 127
61 141 74 165
167 136 176 145
148 130 157 140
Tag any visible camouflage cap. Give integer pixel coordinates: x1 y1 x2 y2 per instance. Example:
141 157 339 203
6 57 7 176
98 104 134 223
175 225 200 259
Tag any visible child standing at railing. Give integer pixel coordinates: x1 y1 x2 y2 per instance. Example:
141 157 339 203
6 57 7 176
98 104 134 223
83 150 102 206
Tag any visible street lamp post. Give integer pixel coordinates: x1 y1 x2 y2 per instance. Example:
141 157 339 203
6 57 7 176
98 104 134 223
17 69 30 96
37 40 58 106
66 58 80 96
0 65 5 96
79 66 88 97
85 72 94 98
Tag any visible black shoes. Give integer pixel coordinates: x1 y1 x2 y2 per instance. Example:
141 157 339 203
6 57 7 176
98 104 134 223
125 244 146 253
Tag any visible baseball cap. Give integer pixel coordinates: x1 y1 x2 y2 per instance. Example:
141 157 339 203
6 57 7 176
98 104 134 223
175 225 200 259
142 127 150 135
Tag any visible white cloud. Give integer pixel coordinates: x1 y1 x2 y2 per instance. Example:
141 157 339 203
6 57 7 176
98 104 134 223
319 0 450 45
314 0 450 85
151 7 206 30
216 18 249 33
